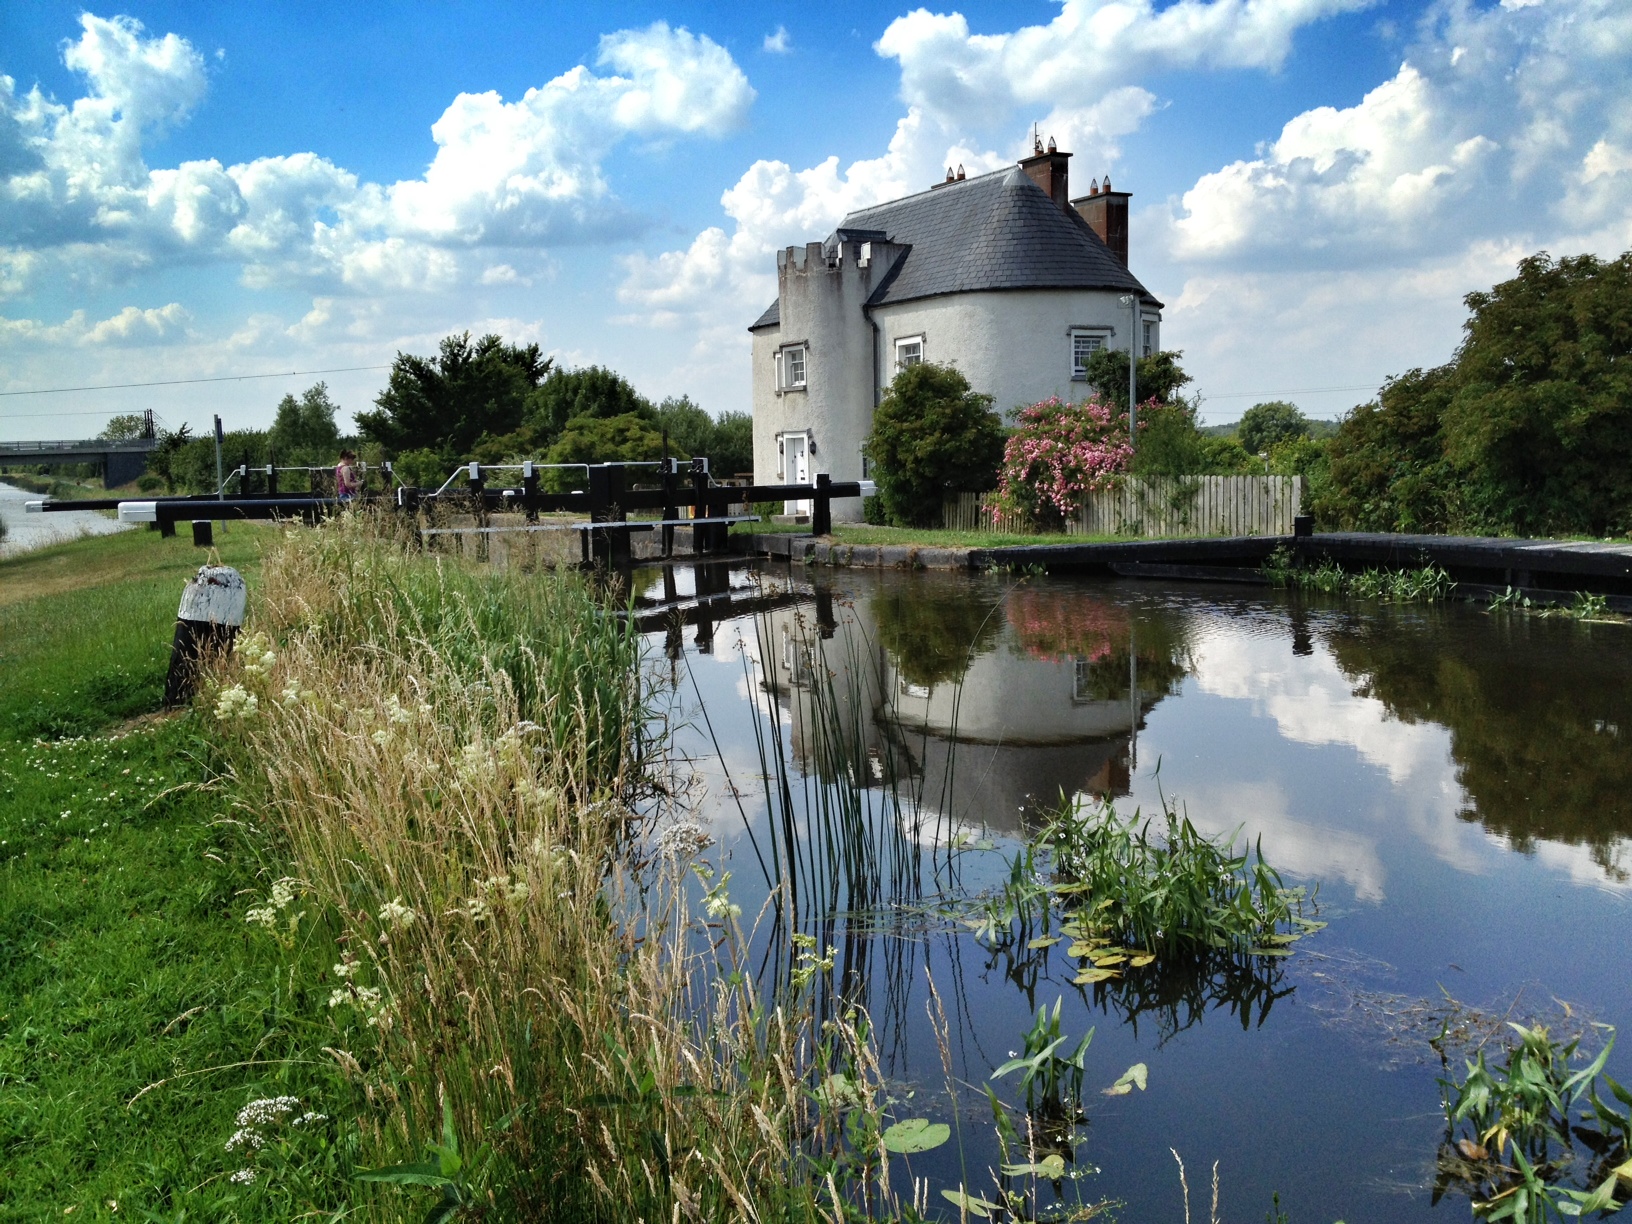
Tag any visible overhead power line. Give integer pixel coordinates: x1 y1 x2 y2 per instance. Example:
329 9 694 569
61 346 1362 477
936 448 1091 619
1201 383 1380 400
0 364 391 399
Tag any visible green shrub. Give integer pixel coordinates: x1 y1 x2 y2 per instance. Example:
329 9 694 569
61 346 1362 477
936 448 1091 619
863 363 1006 528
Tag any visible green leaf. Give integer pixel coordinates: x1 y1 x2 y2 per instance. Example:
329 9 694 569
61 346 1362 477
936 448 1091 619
1026 935 1061 950
1073 966 1120 984
355 1162 450 1187
882 1118 951 1154
1001 1154 1067 1179
941 1188 1002 1217
1103 1063 1149 1096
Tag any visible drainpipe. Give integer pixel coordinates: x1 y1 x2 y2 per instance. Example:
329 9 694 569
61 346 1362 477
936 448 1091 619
866 306 881 409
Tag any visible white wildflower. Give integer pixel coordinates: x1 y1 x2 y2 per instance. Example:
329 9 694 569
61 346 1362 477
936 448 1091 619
293 1111 327 1127
269 879 296 910
229 1168 257 1184
378 897 416 929
225 1127 262 1152
456 742 493 786
656 820 712 860
238 632 277 678
327 988 350 1009
371 729 391 746
333 959 359 980
467 894 492 923
236 1097 299 1127
245 906 276 927
384 695 414 725
214 685 258 721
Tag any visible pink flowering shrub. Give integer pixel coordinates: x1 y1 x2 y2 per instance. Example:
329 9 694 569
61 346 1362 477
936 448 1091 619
990 396 1134 531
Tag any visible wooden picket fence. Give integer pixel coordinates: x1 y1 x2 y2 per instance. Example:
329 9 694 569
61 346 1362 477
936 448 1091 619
943 475 1306 538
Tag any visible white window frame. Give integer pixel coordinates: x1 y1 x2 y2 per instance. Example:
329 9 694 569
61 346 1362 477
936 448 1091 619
1070 328 1111 380
894 334 925 373
1142 320 1155 357
777 343 808 392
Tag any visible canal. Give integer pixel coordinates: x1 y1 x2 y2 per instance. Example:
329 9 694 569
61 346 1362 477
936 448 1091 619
636 560 1632 1221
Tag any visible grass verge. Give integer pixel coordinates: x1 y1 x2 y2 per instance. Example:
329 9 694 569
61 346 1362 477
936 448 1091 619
1 522 357 1218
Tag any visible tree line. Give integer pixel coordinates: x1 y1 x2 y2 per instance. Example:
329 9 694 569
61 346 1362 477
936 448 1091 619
142 333 751 494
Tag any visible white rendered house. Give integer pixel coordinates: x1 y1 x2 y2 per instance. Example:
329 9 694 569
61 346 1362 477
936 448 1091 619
749 139 1163 521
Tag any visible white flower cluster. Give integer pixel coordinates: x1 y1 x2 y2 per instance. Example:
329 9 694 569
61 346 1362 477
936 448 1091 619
455 741 495 787
333 957 360 979
466 874 530 922
384 694 432 725
328 982 390 1027
229 1168 257 1184
656 820 713 860
245 878 299 929
215 684 258 721
279 682 317 707
513 778 559 815
225 1095 301 1156
378 897 417 930
238 632 277 678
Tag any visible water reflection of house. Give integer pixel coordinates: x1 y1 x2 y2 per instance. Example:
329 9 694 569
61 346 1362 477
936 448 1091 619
758 589 1175 834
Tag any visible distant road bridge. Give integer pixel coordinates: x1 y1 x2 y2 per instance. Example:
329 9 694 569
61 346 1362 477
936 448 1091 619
0 436 160 488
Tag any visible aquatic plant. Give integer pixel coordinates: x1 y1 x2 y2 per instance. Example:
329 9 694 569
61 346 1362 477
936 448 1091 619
1038 795 1318 962
1436 1023 1632 1220
1263 545 1456 603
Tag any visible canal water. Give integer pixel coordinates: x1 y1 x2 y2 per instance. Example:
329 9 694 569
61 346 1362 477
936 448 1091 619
637 560 1632 1222
0 480 129 557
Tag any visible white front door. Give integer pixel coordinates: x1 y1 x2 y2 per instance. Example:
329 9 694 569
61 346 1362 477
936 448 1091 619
782 433 810 515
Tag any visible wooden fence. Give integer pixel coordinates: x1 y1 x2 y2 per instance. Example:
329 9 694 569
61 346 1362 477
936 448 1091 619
943 475 1306 538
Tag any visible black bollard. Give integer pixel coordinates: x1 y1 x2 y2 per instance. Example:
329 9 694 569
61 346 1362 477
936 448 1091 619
163 565 246 707
159 518 176 538
813 473 832 537
192 519 214 548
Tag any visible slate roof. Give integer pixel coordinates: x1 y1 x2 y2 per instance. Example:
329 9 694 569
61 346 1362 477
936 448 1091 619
747 165 1157 331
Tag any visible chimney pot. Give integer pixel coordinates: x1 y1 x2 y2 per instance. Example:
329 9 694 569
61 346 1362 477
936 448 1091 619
1091 177 1099 194
1102 175 1112 192
956 164 965 180
1047 135 1057 153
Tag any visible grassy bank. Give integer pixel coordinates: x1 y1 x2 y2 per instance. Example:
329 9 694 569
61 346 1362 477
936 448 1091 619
0 523 362 1218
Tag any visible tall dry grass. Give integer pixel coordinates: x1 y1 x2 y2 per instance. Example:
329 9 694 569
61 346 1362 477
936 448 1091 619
208 514 906 1221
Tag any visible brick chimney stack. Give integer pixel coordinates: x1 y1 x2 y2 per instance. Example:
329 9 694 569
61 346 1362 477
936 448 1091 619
1018 134 1071 212
1072 174 1131 267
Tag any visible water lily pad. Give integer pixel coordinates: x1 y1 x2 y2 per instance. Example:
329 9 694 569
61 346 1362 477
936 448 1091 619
1027 935 1061 950
1074 966 1120 984
1103 1062 1148 1096
882 1118 950 1154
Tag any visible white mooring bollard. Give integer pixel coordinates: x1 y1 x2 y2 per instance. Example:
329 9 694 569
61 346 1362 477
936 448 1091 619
163 564 247 707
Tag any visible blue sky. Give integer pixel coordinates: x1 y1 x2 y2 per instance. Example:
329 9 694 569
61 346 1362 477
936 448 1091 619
2 0 1628 439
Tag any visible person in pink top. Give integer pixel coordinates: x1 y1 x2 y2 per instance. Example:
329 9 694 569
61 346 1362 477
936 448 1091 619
335 449 361 501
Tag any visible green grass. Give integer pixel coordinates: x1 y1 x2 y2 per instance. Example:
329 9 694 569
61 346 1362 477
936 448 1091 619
0 524 354 1220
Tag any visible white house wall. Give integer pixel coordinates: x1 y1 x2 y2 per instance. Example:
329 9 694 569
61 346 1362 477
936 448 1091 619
873 289 1160 418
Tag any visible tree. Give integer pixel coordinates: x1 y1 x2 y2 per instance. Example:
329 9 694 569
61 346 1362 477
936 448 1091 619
1442 251 1632 535
1315 367 1457 531
653 396 714 458
989 396 1131 532
268 383 342 462
710 411 753 478
356 333 552 459
863 363 1007 528
1316 250 1632 536
99 414 148 441
1237 401 1310 456
530 366 654 439
1082 348 1193 412
544 413 665 490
